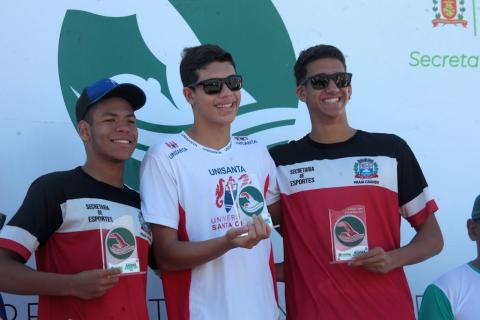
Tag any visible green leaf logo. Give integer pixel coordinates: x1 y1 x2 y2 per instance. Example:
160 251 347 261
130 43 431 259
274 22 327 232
58 2 297 191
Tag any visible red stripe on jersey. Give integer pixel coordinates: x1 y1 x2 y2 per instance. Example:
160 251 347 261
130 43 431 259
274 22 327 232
0 238 31 261
265 174 278 303
268 242 278 303
163 205 191 320
264 174 270 198
178 204 189 241
407 199 439 228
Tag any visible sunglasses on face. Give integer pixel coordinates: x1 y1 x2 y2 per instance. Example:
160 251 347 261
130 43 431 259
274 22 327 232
187 75 243 95
300 72 352 90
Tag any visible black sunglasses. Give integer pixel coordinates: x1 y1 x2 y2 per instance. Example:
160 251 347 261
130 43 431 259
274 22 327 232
187 75 243 95
301 72 352 90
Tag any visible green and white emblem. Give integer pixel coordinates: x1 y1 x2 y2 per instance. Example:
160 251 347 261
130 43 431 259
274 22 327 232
58 1 297 192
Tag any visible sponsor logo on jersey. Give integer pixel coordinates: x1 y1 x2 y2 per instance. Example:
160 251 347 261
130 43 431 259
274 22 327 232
86 204 110 210
289 166 316 186
168 146 188 159
215 176 237 213
234 136 258 146
354 158 379 179
432 0 468 27
334 215 366 247
86 203 114 222
210 213 243 231
107 227 136 260
238 186 265 217
215 174 253 213
88 215 114 223
165 141 179 149
208 165 246 176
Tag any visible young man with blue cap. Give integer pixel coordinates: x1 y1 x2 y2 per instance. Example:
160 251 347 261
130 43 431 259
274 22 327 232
0 79 151 319
418 194 480 320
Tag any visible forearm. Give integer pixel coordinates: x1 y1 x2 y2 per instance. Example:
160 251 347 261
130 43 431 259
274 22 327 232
153 218 271 272
351 214 443 273
155 235 234 271
390 215 443 269
0 257 72 296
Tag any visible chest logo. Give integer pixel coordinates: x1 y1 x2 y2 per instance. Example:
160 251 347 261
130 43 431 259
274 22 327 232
215 174 255 213
354 158 379 179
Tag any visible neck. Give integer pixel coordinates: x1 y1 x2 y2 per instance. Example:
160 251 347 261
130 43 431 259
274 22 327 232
470 257 480 270
186 124 231 150
309 121 356 144
82 160 125 188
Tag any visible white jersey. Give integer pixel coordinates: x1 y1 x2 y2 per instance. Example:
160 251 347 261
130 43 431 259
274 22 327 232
140 132 279 320
419 263 480 320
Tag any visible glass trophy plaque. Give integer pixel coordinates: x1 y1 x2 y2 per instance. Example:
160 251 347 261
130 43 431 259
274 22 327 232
100 215 143 275
226 174 273 228
329 204 369 263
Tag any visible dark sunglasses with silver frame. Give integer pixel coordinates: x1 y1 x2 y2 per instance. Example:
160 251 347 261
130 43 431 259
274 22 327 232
187 75 243 95
301 72 352 90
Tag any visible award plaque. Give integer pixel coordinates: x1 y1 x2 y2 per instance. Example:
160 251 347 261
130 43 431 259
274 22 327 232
226 174 273 229
329 205 368 263
100 215 143 275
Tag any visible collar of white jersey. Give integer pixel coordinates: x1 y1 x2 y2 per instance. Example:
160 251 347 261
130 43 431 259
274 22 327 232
180 131 233 155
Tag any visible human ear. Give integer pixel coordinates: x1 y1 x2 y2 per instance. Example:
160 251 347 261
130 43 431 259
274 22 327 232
467 219 478 241
296 86 307 102
183 87 195 105
77 120 91 143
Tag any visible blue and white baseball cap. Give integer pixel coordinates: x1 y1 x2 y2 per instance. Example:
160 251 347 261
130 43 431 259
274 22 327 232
75 78 146 123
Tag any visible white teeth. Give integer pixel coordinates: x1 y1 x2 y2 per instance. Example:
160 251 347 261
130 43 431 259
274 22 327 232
216 103 233 108
112 139 130 144
323 98 340 103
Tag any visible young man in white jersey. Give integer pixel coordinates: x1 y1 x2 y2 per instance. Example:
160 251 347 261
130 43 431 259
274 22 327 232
140 44 279 320
418 194 480 320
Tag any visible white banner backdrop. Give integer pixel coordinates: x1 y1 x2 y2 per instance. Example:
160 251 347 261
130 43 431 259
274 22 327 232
0 1 479 319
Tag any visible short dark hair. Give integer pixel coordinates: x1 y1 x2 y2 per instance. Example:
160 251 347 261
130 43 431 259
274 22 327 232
294 44 347 86
180 44 236 87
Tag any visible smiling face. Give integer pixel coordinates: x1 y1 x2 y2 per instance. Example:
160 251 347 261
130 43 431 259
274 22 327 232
297 58 352 123
78 96 138 164
183 61 240 130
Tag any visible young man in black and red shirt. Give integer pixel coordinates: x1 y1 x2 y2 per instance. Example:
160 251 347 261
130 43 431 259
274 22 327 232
269 44 443 320
0 79 151 319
